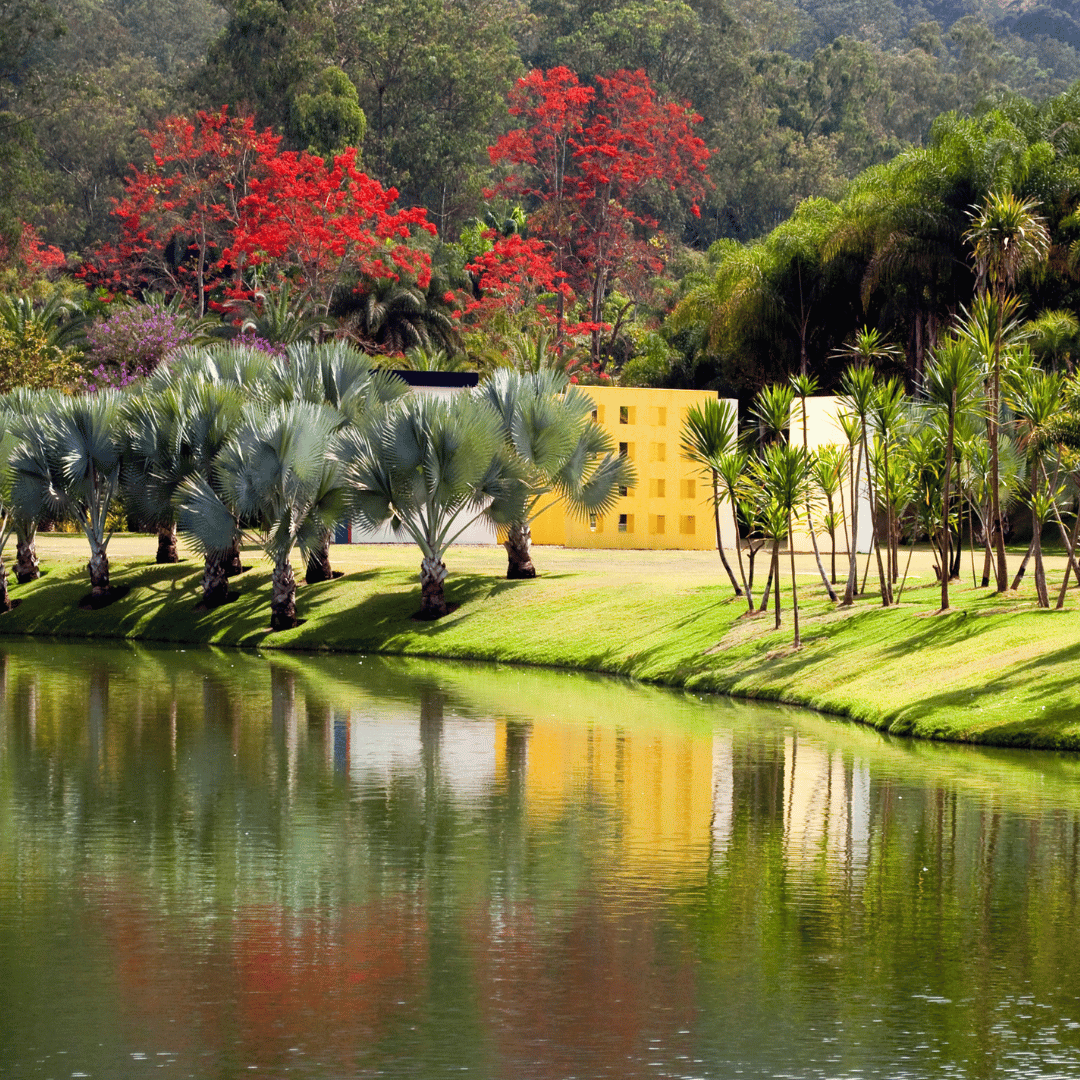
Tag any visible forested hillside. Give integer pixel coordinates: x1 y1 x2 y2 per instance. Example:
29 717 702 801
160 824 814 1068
1 0 1079 399
3 0 1078 253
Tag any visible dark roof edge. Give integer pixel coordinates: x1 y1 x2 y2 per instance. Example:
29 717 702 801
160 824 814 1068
390 370 479 388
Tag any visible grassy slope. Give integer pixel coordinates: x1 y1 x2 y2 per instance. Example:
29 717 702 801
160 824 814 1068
4 538 1080 749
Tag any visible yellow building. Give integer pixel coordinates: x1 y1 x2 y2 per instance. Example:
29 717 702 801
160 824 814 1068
531 385 737 550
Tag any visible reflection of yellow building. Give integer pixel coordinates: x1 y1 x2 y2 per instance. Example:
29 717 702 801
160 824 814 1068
531 386 737 550
496 717 716 883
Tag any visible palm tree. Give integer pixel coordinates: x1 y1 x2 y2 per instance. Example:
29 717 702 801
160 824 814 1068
964 192 1050 591
790 373 837 601
0 417 21 612
338 394 525 619
232 281 329 344
268 340 409 582
923 336 984 611
10 391 125 602
480 369 633 579
755 443 814 647
714 448 756 612
1005 363 1065 608
178 401 345 630
837 364 881 606
810 444 846 584
681 398 742 597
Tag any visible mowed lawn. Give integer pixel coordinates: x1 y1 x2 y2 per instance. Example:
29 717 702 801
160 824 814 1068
6 533 1080 749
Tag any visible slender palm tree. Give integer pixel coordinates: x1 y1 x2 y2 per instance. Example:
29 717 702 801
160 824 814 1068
0 417 21 612
681 398 742 597
481 370 634 578
338 394 526 619
964 192 1050 591
758 443 814 647
810 444 847 584
790 373 837 601
715 449 755 612
10 391 125 601
178 401 345 630
1005 363 1065 608
923 336 984 611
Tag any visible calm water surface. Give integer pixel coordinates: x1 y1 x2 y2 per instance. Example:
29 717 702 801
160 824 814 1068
1 640 1080 1079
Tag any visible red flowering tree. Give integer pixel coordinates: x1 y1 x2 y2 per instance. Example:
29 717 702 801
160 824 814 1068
488 67 710 362
228 146 435 315
88 109 436 321
97 109 279 314
0 223 66 289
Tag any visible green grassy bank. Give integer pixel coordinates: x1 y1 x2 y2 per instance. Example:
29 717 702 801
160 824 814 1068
4 537 1080 750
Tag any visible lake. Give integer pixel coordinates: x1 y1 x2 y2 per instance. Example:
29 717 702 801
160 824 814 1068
1 640 1079 1079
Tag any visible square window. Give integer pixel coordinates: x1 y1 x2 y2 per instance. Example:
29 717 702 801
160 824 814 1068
589 513 598 532
650 514 666 535
619 406 629 424
680 515 696 535
619 485 628 497
619 513 633 533
650 478 666 498
591 408 598 422
619 442 629 457
681 478 696 499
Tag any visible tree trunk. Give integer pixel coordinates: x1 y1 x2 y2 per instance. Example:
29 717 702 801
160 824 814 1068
788 517 800 648
156 523 179 564
940 406 954 611
798 399 836 601
88 548 109 598
0 556 11 613
305 530 334 584
1056 499 1080 608
420 555 449 619
1010 538 1034 590
842 438 862 606
729 501 754 612
771 540 781 629
201 555 230 608
504 522 537 579
14 528 39 584
225 536 243 577
270 558 298 631
1033 510 1049 608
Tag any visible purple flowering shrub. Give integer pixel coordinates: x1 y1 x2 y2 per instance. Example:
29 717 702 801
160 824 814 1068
83 304 196 389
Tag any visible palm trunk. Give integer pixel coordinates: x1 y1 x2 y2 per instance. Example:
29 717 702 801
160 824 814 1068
1033 508 1049 608
270 557 298 631
990 327 1008 591
201 555 230 608
788 516 800 647
504 522 537 579
419 554 449 619
88 546 109 598
710 473 742 597
14 524 39 584
940 405 954 611
225 535 243 577
842 439 862 606
730 501 754 611
1010 538 1034 590
305 530 334 584
0 555 10 612
1056 499 1080 608
799 401 836 602
771 540 781 628
156 523 179 564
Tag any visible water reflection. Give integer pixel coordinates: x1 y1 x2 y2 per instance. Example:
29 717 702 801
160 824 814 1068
1 642 1080 1078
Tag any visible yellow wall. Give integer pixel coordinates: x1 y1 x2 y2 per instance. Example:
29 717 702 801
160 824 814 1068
531 386 737 550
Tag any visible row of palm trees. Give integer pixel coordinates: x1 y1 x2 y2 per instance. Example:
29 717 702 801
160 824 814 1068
683 297 1080 648
0 343 634 625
